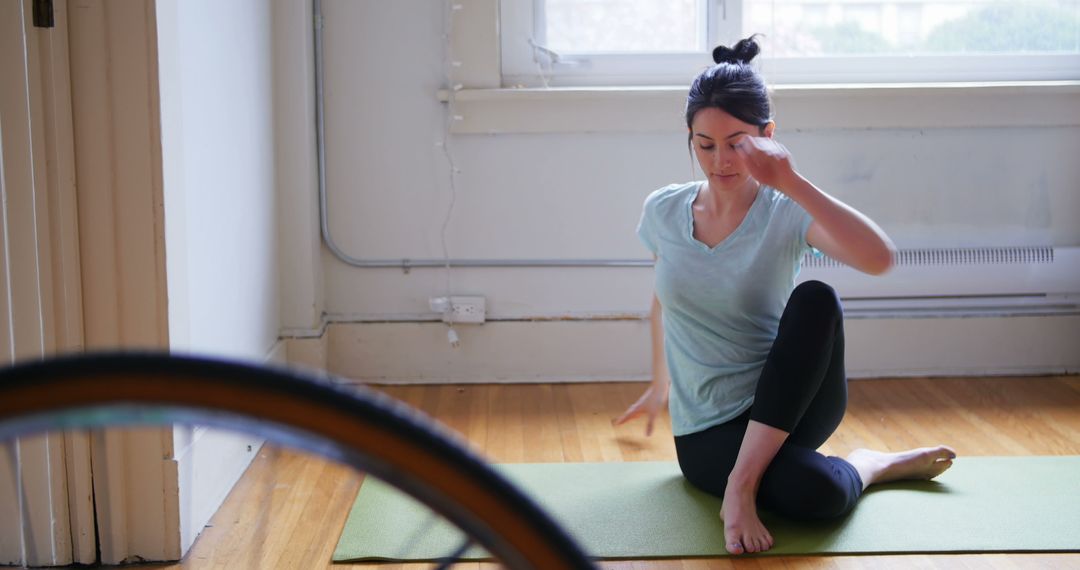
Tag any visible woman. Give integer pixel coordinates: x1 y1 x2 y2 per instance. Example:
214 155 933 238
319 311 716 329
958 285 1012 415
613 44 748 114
614 37 956 555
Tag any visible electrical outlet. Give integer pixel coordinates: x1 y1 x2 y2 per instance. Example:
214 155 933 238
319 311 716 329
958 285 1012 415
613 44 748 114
447 296 485 324
429 296 486 324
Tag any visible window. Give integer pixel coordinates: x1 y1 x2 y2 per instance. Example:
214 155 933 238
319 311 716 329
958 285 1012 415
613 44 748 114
542 0 705 53
500 0 1080 86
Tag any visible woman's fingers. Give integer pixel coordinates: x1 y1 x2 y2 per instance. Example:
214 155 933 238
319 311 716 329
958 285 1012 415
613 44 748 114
613 386 665 436
734 137 769 171
612 405 642 426
736 136 784 162
613 403 658 437
735 136 796 189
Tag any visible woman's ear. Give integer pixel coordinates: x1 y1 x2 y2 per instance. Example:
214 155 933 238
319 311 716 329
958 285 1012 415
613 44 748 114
763 121 776 138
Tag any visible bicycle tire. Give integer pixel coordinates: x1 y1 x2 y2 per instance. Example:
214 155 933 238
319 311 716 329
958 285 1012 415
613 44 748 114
0 352 595 569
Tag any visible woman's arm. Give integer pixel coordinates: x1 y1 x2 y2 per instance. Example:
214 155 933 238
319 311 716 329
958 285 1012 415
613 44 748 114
736 137 896 275
792 178 895 275
613 291 670 436
648 293 672 394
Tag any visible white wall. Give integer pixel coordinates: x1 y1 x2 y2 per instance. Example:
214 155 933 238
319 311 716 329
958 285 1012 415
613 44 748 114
299 0 1080 381
275 0 325 338
157 0 278 555
159 0 279 357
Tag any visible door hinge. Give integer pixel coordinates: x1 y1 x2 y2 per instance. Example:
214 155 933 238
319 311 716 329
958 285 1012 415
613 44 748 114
33 0 55 29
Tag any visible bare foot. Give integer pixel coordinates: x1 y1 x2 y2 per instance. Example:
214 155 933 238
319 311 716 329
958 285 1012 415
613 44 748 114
846 446 957 489
719 483 774 555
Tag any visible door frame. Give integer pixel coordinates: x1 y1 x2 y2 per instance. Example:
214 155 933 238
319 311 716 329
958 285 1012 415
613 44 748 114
0 0 93 565
66 0 181 563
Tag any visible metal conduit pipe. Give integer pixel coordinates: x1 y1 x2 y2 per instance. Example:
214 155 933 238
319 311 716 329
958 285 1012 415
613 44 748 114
312 0 653 271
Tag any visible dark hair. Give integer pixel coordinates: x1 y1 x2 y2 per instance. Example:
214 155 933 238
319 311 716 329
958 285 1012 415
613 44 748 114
685 36 772 134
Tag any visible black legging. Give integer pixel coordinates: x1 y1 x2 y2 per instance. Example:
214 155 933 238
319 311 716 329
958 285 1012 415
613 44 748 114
674 280 863 520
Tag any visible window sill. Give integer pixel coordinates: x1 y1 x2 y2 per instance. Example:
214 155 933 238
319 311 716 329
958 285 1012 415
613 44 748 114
437 81 1080 134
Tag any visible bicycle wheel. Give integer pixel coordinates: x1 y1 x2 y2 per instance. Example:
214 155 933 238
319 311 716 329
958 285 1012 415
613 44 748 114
0 352 595 569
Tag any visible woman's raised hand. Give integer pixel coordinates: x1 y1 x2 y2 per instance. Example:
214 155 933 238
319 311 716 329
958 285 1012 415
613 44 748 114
612 384 668 436
734 135 802 194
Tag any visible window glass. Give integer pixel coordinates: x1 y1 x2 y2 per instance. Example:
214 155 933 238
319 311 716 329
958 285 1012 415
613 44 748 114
510 1 1080 85
745 1 1080 57
542 0 706 53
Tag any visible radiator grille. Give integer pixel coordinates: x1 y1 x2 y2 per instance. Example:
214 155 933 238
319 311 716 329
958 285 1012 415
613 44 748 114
802 246 1055 269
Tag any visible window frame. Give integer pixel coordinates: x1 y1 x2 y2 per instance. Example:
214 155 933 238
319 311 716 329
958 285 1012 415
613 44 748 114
499 0 1080 87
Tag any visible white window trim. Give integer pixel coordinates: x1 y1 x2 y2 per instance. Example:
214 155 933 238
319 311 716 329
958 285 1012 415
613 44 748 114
504 53 1080 87
447 2 1080 134
438 81 1080 134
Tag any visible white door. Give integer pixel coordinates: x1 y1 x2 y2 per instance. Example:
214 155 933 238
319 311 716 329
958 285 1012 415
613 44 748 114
0 0 96 565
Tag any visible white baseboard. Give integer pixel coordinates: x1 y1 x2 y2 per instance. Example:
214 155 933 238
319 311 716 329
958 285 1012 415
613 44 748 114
170 342 287 556
285 335 329 376
175 429 263 554
266 338 288 365
327 320 651 383
844 316 1080 378
322 315 1080 384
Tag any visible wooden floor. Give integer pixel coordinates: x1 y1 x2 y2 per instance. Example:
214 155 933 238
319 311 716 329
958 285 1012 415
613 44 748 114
140 376 1080 569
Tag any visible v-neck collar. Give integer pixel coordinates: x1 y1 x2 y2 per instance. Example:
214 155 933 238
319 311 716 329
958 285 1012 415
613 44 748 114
686 182 763 254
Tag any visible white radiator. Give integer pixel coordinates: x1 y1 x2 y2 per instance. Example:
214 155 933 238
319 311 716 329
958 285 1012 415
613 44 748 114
798 246 1080 318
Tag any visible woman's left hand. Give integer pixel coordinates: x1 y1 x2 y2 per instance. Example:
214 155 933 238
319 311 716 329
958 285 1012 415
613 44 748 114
734 136 802 194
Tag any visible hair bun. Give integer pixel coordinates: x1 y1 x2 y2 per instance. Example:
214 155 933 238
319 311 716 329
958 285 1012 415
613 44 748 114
712 36 761 65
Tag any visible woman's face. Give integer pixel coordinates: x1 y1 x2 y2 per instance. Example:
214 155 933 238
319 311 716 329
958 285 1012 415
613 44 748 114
690 107 773 192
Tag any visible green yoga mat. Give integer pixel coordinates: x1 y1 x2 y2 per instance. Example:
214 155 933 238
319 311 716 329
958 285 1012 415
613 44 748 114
333 456 1080 561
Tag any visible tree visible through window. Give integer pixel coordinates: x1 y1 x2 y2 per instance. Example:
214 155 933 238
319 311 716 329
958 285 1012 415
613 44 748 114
748 0 1080 57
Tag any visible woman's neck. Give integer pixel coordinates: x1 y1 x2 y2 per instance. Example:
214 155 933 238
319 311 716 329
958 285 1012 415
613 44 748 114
698 179 760 217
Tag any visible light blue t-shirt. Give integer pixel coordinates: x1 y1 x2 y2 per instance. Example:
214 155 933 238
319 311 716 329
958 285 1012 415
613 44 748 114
637 181 813 436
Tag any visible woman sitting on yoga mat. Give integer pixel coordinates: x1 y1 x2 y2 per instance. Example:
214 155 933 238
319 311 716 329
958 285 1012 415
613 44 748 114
614 36 957 556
